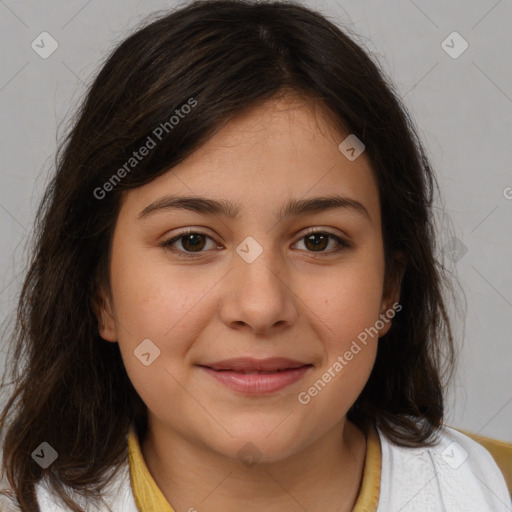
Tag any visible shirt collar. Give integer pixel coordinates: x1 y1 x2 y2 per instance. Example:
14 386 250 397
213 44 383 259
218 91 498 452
127 422 381 512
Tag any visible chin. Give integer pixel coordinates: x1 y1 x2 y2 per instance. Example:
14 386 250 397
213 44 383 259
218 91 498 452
207 425 308 465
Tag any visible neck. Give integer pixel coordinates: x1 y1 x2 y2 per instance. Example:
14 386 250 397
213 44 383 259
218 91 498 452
140 417 367 512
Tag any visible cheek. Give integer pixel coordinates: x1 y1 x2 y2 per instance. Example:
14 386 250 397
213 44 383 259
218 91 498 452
109 259 213 417
298 276 380 419
108 245 224 401
296 247 384 399
109 235 214 339
304 252 385 343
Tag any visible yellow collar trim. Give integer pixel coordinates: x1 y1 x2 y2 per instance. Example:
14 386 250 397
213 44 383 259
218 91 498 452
352 422 381 511
128 426 175 512
128 423 381 512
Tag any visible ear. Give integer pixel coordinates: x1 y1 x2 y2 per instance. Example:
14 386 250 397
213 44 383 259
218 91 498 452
377 251 406 338
91 285 118 343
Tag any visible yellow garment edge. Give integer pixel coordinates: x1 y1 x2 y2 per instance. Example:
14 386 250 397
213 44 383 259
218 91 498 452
128 423 381 512
451 427 512 496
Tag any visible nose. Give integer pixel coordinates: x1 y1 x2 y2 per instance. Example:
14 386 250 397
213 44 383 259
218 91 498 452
219 246 298 336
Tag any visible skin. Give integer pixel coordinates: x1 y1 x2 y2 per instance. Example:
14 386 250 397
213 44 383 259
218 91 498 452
96 92 401 512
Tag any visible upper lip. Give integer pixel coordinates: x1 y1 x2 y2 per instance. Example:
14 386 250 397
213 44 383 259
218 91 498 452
199 357 312 372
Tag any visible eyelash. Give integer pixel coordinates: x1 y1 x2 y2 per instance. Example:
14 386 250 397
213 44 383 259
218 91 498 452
159 228 352 258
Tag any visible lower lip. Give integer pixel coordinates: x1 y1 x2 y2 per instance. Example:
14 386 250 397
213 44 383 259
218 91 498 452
199 365 312 395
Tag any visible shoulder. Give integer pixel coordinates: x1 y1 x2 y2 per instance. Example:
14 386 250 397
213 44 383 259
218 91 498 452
0 469 22 512
0 488 22 512
0 428 139 512
376 423 511 512
33 456 138 512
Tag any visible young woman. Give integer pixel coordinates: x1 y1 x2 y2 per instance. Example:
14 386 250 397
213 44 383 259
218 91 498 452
0 1 509 511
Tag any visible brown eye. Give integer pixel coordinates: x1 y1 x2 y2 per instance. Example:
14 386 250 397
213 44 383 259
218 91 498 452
295 231 351 254
304 233 329 251
160 229 351 259
160 231 217 257
179 233 207 252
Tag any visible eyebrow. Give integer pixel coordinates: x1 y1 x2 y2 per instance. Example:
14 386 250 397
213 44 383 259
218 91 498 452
138 194 371 222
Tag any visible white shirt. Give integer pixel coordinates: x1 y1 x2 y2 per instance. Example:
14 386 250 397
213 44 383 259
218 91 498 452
1 424 510 511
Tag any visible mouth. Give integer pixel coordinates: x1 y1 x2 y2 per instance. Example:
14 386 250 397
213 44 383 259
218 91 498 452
197 358 313 394
207 368 305 374
199 357 312 372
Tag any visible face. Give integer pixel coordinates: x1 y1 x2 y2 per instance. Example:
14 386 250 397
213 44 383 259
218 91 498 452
96 93 400 462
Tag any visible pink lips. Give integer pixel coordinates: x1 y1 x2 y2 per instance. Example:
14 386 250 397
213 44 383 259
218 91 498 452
198 357 313 395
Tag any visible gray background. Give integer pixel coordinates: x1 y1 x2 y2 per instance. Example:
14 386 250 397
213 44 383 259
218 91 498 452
1 0 511 441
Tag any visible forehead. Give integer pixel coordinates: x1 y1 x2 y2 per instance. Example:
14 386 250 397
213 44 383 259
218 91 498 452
193 93 350 165
119 93 381 228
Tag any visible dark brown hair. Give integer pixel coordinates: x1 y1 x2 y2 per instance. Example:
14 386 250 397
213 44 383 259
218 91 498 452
0 0 459 510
